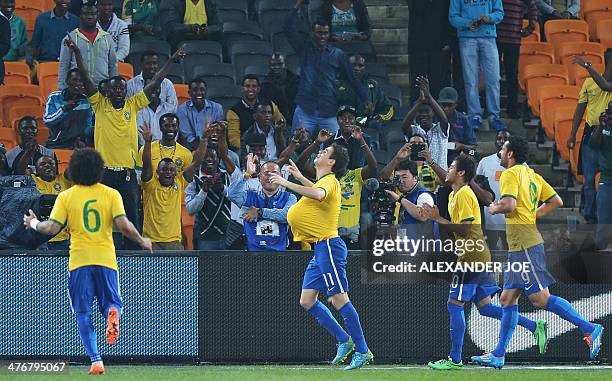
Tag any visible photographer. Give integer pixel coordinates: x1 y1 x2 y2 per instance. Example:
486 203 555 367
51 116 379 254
589 101 612 249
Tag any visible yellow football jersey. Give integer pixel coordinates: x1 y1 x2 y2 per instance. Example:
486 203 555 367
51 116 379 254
287 173 341 243
32 173 73 242
138 141 193 179
339 167 364 229
89 91 149 169
499 164 557 251
142 173 186 243
49 183 126 271
448 185 491 263
578 78 612 127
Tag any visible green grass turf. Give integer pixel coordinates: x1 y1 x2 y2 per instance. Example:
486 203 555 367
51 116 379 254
1 365 610 381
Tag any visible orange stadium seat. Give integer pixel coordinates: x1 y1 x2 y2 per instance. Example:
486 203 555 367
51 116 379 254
554 107 581 162
0 128 18 150
538 85 580 139
43 0 55 11
557 42 605 84
524 64 569 115
0 84 44 128
3 62 31 85
181 205 195 250
521 20 541 42
37 62 59 103
8 104 45 141
575 63 605 88
53 149 74 173
174 84 189 105
598 19 612 48
14 0 46 40
586 11 612 41
118 62 134 81
544 20 590 61
518 42 555 91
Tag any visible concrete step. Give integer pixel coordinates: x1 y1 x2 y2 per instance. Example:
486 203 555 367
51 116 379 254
367 0 406 6
367 5 409 20
372 28 408 43
388 72 410 87
554 186 581 208
538 207 581 224
372 18 408 29
376 54 409 67
373 42 408 55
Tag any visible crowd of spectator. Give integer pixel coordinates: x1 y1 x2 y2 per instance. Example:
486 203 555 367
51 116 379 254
0 0 611 251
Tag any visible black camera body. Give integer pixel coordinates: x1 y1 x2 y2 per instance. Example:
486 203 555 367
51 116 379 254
368 176 401 227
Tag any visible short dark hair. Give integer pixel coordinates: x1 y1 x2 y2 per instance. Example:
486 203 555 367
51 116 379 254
69 148 104 186
18 116 37 129
189 77 207 88
605 48 612 66
396 159 418 176
453 155 476 183
158 157 175 169
81 1 97 10
330 143 349 178
496 128 511 137
159 112 179 127
506 135 529 164
349 54 365 62
241 74 260 86
66 68 80 79
313 18 330 29
254 98 273 111
140 50 158 63
261 160 281 171
108 75 126 85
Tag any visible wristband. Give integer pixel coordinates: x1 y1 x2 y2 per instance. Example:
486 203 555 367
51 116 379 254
29 218 40 231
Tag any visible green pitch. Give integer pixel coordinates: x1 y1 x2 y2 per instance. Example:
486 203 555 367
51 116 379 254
1 365 610 381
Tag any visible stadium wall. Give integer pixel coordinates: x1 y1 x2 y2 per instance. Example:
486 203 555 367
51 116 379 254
0 251 609 364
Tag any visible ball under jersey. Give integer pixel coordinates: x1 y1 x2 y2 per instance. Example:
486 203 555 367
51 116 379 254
499 163 557 251
287 173 341 243
448 184 491 264
49 183 126 271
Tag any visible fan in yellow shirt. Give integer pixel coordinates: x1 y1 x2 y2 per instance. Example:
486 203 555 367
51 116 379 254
31 156 73 249
23 148 151 376
270 141 374 369
140 124 207 250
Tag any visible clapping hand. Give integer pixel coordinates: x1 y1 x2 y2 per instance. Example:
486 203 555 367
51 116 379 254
351 125 365 142
317 128 333 143
245 153 258 175
420 204 440 221
141 122 153 142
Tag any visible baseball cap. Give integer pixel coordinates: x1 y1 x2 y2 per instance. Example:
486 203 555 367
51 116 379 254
337 105 357 117
437 87 459 104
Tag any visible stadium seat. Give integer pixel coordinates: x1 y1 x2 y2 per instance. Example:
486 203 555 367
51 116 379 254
523 64 569 115
383 124 405 151
216 0 249 22
222 21 264 57
586 10 612 41
366 63 390 84
598 19 612 48
544 20 589 61
557 42 604 84
54 149 74 174
0 128 17 150
180 40 224 81
118 62 134 81
537 85 580 139
43 0 55 11
182 203 195 250
8 104 44 136
554 107 581 162
3 62 31 85
373 149 389 167
574 63 605 88
243 64 269 80
363 127 380 151
257 0 292 35
190 63 236 86
582 0 612 21
167 64 185 84
14 0 45 40
230 41 274 82
521 20 541 42
518 42 555 91
330 41 377 63
570 124 586 184
36 62 59 103
127 40 171 75
207 86 243 112
379 83 402 111
0 84 44 128
174 84 190 105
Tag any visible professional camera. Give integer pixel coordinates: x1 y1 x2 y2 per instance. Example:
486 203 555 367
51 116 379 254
365 177 401 227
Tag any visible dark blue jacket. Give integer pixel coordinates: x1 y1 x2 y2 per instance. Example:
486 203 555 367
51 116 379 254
400 185 439 241
283 8 368 118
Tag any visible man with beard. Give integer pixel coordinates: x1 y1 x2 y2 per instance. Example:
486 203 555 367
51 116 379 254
58 1 117 90
44 68 94 149
177 77 224 151
335 54 394 130
135 78 177 146
127 51 178 109
141 124 206 250
261 52 300 123
6 117 58 175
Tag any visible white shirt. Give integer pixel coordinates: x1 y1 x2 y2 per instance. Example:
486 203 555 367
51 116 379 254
416 192 435 207
409 122 450 170
127 73 178 110
254 123 278 160
136 100 178 146
97 13 130 61
476 153 506 231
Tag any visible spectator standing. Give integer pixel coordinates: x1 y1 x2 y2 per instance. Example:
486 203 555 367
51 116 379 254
401 77 450 170
44 68 94 149
227 154 297 251
284 0 372 137
159 0 219 49
589 101 612 249
27 0 80 70
6 117 58 175
317 0 371 42
438 87 477 167
261 53 300 124
65 33 184 249
537 0 580 30
176 77 224 151
30 156 72 250
127 51 178 109
58 2 118 90
497 0 538 118
0 2 9 85
135 78 177 146
449 0 505 131
336 54 394 130
241 100 287 161
476 129 511 249
97 0 130 62
227 74 285 152
323 105 371 170
1 0 27 62
568 52 612 224
121 0 163 41
407 0 453 104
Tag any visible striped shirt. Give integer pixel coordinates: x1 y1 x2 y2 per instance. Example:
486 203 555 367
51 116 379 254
497 0 538 45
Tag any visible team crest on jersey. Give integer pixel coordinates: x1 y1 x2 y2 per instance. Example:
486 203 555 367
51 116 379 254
172 183 178 192
175 158 183 167
54 183 62 192
124 111 131 120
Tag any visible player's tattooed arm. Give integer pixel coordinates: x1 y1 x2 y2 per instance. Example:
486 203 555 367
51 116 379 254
23 209 62 236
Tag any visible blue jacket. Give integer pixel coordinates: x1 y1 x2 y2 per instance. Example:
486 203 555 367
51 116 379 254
43 90 94 148
400 185 439 241
449 0 504 39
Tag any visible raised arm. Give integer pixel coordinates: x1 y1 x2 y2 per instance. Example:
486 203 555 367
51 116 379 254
276 128 305 167
574 56 612 92
183 129 210 182
141 124 154 182
283 1 307 53
352 126 377 179
417 76 448 127
380 143 411 180
215 122 236 175
64 34 97 96
143 46 186 100
295 129 333 181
